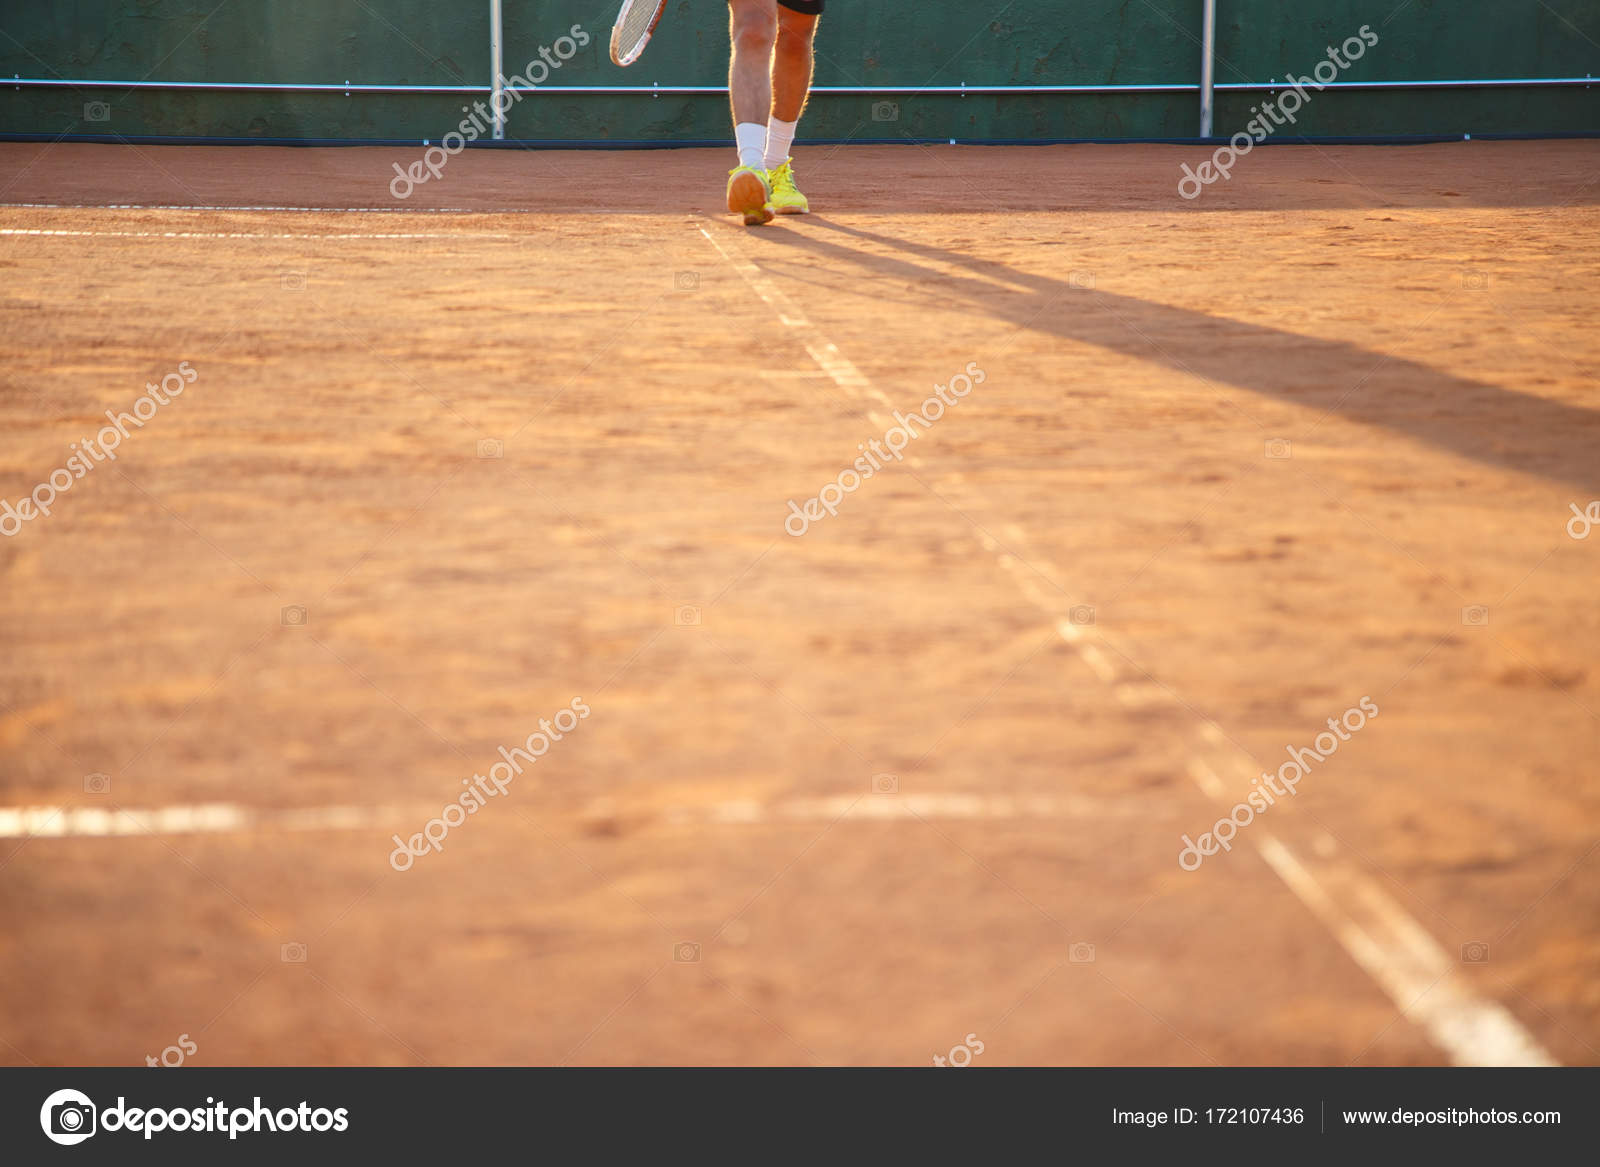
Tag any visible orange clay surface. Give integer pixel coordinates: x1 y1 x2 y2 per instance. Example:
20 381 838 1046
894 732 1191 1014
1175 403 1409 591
0 140 1597 1065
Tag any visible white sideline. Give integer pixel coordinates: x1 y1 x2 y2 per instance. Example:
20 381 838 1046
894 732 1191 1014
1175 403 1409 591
0 228 518 240
0 803 385 839
0 203 534 212
0 792 1139 841
693 218 1558 1069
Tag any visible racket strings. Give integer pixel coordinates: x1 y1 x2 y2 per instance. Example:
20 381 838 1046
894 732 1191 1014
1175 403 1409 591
614 1 661 62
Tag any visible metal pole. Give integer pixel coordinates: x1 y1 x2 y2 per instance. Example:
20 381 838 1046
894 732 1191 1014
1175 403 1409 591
1200 0 1216 138
490 0 505 140
6 77 1594 97
7 76 1594 108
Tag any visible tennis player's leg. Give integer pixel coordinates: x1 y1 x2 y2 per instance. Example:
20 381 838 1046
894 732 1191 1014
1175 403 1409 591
766 1 819 213
726 0 778 225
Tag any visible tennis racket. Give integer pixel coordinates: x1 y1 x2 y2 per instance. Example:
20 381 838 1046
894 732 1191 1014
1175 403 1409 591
610 0 668 67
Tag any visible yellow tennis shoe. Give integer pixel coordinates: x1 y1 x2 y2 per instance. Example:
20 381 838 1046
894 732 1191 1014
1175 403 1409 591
766 158 810 215
726 165 774 226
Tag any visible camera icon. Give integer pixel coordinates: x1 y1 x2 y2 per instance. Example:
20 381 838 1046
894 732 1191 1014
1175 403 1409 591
83 772 111 794
1069 270 1096 290
476 438 504 460
83 101 111 123
1461 605 1490 627
871 101 900 122
1068 604 1096 627
1461 941 1490 963
1462 270 1489 291
1069 942 1096 964
675 605 701 627
674 271 700 291
281 271 307 292
1265 438 1293 460
871 773 898 795
674 942 701 963
281 605 307 627
281 942 307 963
43 1091 97 1145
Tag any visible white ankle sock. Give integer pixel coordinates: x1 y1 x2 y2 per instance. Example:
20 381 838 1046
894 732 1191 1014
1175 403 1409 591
764 117 798 170
735 123 767 171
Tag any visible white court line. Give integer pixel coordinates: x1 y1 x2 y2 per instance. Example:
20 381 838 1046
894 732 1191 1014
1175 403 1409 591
669 792 1147 825
0 228 518 240
0 803 387 839
0 203 534 213
0 204 667 216
697 225 887 405
693 218 1558 1068
1253 832 1556 1068
0 793 1136 840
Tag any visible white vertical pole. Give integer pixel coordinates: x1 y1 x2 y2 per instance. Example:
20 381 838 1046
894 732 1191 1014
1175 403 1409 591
490 0 505 139
1200 0 1216 137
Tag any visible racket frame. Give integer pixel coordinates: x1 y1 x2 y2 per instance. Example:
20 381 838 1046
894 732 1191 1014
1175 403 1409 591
610 0 668 68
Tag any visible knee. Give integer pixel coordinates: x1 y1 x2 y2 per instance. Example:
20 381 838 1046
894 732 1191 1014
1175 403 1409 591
775 28 814 60
776 13 817 55
732 7 777 54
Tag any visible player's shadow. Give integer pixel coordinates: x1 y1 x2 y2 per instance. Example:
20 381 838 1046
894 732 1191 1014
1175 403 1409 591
753 217 1600 496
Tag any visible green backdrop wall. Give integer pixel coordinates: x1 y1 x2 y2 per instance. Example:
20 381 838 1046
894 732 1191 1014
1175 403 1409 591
1 1 1596 142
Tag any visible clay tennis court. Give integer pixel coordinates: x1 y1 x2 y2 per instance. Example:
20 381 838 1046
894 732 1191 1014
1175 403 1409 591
1 140 1597 1066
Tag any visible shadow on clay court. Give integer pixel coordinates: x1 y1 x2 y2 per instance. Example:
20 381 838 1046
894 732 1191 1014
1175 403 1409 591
744 215 1600 495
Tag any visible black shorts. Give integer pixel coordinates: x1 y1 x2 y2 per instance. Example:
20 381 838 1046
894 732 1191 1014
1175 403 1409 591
778 0 823 13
